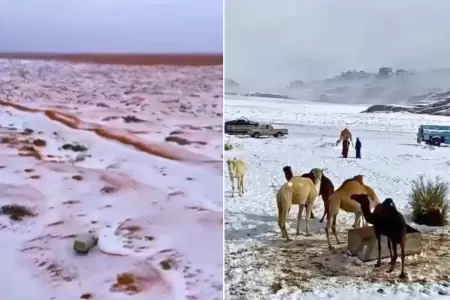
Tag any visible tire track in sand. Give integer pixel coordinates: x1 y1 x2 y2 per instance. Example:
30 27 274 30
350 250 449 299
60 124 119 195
0 100 217 164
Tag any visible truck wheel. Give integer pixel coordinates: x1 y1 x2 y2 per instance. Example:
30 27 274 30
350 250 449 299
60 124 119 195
274 132 283 138
432 137 441 147
252 132 260 138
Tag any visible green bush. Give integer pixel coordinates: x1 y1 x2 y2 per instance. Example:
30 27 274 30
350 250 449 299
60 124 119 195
408 175 449 224
224 143 233 151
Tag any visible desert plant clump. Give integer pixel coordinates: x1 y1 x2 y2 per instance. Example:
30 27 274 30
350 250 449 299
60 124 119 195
408 175 449 226
61 143 88 152
224 143 233 151
1 204 35 221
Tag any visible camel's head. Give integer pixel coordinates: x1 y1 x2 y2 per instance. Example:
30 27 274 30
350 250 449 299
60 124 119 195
353 175 364 184
310 168 324 182
282 166 293 181
226 158 236 170
350 194 370 205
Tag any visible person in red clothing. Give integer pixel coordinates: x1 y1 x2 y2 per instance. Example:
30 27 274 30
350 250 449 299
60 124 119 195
336 128 353 158
342 139 350 158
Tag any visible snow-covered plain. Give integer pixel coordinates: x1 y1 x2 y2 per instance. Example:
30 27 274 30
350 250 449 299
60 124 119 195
224 95 450 300
0 59 223 300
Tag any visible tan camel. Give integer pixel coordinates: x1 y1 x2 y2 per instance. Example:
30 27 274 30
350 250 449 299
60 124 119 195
325 175 380 249
336 128 353 146
276 170 322 241
227 158 246 197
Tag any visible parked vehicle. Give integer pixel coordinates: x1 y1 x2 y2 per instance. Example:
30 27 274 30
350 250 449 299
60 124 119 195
417 125 450 146
224 117 259 135
247 123 289 138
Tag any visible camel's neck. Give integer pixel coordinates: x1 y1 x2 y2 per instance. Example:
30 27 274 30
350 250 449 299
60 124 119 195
228 163 236 178
315 178 322 194
284 170 293 181
360 200 375 224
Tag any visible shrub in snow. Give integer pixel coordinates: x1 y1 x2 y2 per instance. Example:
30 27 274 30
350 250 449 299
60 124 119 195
408 175 449 226
224 143 233 151
1 204 35 221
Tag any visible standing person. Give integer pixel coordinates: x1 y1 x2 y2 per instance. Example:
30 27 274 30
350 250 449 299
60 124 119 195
355 137 362 159
342 139 350 158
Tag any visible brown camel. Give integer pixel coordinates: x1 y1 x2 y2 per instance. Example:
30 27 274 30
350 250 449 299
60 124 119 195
325 175 380 250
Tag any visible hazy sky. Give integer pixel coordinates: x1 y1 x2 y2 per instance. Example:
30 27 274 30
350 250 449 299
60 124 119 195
225 0 450 89
0 0 222 53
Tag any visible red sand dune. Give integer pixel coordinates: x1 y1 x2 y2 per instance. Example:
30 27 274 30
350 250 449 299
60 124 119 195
0 53 223 66
0 100 213 162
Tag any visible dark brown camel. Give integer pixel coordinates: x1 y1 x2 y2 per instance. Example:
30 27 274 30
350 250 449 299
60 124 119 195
301 170 334 222
351 194 407 279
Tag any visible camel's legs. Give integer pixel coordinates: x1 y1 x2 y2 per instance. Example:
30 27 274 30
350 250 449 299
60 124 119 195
276 196 285 238
281 203 291 241
296 205 304 235
363 217 368 227
326 214 340 250
230 176 235 198
375 232 382 267
399 238 406 279
236 175 242 197
240 174 245 195
387 239 399 274
304 202 313 236
331 215 340 244
352 212 362 228
387 238 393 261
319 195 327 223
325 213 333 249
279 192 292 241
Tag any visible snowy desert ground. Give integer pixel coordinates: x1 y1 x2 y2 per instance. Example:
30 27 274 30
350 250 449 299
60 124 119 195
0 59 223 300
224 95 450 300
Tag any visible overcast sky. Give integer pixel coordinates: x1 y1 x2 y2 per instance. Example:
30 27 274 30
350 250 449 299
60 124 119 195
225 0 450 89
0 0 222 53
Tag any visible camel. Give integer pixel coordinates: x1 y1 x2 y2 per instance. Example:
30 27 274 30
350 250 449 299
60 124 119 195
351 194 407 279
283 166 326 219
325 175 380 250
276 169 322 241
227 158 246 197
301 169 335 223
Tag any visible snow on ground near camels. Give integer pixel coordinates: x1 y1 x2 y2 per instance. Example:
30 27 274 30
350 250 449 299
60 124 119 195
224 95 450 300
0 59 222 300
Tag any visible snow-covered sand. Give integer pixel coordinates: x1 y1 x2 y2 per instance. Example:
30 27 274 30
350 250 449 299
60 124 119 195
224 96 450 300
0 59 223 300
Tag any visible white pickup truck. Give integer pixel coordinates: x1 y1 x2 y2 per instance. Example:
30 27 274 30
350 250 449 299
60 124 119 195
247 123 289 138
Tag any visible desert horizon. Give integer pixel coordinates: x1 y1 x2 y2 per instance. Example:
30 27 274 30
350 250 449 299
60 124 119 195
0 52 222 66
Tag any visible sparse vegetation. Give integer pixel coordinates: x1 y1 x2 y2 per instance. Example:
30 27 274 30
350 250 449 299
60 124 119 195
409 175 449 226
1 204 35 221
160 259 173 270
61 143 88 152
33 138 47 147
165 135 207 146
101 186 116 194
224 143 233 151
123 115 144 123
